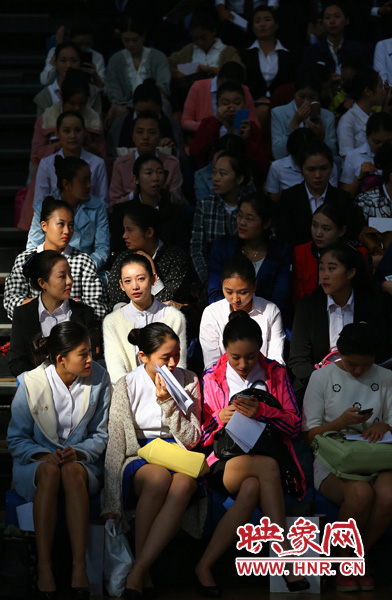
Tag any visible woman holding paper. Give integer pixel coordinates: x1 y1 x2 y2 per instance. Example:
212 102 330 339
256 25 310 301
102 322 201 598
102 253 187 384
198 311 308 594
302 322 392 591
7 321 111 598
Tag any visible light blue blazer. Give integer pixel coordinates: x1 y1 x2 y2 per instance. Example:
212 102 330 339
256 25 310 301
271 99 337 160
26 194 110 272
7 361 111 502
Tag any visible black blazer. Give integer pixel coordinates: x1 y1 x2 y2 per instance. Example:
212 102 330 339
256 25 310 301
8 298 96 377
276 182 365 248
301 38 366 73
289 287 390 396
241 46 296 100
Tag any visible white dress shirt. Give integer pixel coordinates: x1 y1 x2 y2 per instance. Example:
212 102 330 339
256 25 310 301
326 38 343 72
327 291 354 350
339 140 379 183
192 38 226 68
126 364 185 438
337 103 370 157
374 38 392 84
45 363 84 442
226 361 268 400
124 46 152 93
248 39 288 97
305 183 328 214
48 79 62 105
266 155 338 194
38 295 72 337
121 296 169 326
200 296 285 369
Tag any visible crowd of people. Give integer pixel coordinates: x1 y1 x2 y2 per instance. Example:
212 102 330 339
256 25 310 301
5 1 392 597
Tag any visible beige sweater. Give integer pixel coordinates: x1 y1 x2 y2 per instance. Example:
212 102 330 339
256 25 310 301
103 305 187 384
101 370 206 537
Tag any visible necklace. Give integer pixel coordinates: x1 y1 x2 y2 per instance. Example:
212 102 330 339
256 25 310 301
242 246 265 260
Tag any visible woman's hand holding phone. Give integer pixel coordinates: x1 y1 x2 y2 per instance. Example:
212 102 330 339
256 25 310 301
219 405 236 424
232 395 259 418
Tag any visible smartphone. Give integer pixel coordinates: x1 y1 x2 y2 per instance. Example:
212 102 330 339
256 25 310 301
357 408 373 415
80 50 93 64
233 109 250 129
309 101 321 123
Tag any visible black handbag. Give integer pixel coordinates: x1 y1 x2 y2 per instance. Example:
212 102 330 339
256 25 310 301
213 385 303 497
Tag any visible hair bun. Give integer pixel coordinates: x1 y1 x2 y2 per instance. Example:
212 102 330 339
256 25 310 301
22 251 38 279
128 328 141 346
228 309 251 323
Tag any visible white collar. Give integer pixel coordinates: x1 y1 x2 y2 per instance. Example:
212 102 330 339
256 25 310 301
36 243 73 257
38 294 70 318
327 290 354 311
288 155 301 172
248 39 287 52
305 183 329 201
194 38 225 53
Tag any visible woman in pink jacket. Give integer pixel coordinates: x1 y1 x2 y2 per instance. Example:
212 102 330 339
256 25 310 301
197 311 308 595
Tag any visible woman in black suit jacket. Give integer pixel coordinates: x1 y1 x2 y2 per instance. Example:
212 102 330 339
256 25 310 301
8 250 95 377
289 243 390 401
241 6 296 125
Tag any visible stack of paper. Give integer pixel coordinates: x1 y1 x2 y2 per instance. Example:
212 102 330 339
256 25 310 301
225 411 266 453
155 363 194 414
345 431 392 443
177 62 199 76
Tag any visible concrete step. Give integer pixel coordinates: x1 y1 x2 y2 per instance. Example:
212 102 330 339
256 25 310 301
0 14 53 34
0 54 45 68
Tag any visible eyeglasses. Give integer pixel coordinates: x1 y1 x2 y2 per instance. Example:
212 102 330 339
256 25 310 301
237 211 260 224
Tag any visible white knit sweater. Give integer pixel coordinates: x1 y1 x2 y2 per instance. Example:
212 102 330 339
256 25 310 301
103 305 187 384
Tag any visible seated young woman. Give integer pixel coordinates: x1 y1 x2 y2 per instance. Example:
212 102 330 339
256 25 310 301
105 16 171 125
108 203 190 310
337 68 387 158
271 68 337 160
31 69 106 169
102 322 201 597
109 153 189 254
277 139 365 248
265 128 338 203
7 321 111 597
208 194 291 321
302 322 392 592
19 109 108 231
34 41 102 117
4 197 107 321
103 254 187 384
27 155 109 273
197 311 308 594
289 243 390 400
292 201 368 306
8 250 95 377
109 111 183 207
190 151 250 286
189 81 269 177
200 255 285 369
355 142 392 220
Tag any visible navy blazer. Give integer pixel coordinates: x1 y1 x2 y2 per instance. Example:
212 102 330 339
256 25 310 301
302 38 366 73
8 298 96 377
208 235 291 323
241 46 296 100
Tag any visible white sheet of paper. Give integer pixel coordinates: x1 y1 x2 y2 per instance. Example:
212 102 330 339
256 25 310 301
177 62 200 75
225 410 266 453
155 363 194 414
230 12 248 31
368 217 392 233
345 430 392 443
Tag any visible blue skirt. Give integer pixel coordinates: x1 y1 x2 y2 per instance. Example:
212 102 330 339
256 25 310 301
122 438 175 507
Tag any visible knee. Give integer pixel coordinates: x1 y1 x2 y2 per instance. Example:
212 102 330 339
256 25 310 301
255 456 281 482
374 482 392 514
345 483 373 512
171 474 197 499
143 466 172 495
36 462 61 488
61 463 87 489
237 477 259 509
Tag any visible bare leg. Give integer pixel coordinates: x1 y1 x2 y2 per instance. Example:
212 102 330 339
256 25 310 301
61 462 89 588
361 471 392 552
126 471 197 592
195 476 259 587
34 462 61 592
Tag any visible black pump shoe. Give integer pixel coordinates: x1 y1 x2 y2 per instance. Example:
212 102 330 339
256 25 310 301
36 589 56 600
282 575 310 592
71 587 90 600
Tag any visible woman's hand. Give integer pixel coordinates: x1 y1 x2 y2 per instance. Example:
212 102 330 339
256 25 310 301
103 512 121 527
239 120 251 141
59 446 78 465
155 373 171 401
359 161 377 179
290 101 310 129
216 104 233 124
219 405 236 424
335 407 373 430
163 300 188 310
134 250 156 278
33 450 62 465
361 422 390 443
307 117 325 140
232 396 260 419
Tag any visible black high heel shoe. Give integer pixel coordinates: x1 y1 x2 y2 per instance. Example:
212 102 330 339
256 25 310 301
282 575 310 592
36 589 56 600
71 587 90 600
